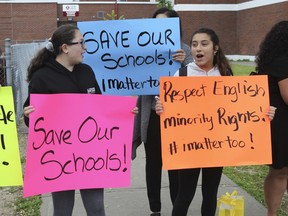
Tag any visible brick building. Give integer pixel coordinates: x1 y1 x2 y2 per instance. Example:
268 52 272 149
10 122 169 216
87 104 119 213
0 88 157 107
0 0 287 56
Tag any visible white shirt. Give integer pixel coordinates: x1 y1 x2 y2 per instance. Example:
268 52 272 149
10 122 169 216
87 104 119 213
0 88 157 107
174 62 221 77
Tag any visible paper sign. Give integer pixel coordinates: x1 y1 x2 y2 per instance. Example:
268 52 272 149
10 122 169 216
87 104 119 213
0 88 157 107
159 75 272 169
78 18 181 95
24 94 136 197
0 86 23 186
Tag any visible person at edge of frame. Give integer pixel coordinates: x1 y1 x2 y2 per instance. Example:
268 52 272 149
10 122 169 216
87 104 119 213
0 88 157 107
255 20 288 216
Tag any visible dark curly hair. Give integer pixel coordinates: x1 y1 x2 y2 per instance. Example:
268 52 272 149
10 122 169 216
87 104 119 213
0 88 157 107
255 21 288 73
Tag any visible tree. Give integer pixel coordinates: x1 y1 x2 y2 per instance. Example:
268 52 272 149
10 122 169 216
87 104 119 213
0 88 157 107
157 0 173 9
104 9 125 20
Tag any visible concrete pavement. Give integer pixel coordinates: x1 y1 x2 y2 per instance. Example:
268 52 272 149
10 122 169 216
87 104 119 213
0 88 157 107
40 144 267 216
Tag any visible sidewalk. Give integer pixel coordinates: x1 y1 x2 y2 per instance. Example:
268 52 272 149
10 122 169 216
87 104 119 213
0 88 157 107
40 144 267 216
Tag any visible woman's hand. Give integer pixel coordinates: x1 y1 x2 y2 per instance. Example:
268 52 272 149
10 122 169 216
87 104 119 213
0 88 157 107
131 107 138 115
155 99 164 115
267 106 277 121
173 49 186 63
23 105 35 118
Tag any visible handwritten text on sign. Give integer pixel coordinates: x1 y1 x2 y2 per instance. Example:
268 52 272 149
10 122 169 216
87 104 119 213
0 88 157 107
24 94 136 197
159 75 272 170
0 86 23 186
78 18 181 95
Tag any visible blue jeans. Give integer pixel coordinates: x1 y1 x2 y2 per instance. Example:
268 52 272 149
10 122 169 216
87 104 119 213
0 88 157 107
52 188 105 216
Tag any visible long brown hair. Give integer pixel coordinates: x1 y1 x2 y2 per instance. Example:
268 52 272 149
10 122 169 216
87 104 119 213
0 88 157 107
27 24 79 81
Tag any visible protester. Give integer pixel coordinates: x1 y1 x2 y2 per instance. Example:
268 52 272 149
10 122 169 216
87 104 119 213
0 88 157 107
23 24 137 216
132 7 193 216
23 24 106 216
155 27 276 216
255 20 288 216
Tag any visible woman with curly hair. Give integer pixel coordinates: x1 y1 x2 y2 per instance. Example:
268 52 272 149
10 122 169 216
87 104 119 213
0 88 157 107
256 20 288 216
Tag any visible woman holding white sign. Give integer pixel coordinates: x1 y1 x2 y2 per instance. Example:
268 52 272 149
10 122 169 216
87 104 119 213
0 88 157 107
256 21 288 216
155 28 276 216
132 7 192 216
23 24 106 216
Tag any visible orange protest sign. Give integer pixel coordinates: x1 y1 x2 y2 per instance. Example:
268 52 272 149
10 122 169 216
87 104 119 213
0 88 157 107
159 75 272 170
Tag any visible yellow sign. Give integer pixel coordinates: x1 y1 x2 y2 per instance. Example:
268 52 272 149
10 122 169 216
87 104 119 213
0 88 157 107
0 86 23 186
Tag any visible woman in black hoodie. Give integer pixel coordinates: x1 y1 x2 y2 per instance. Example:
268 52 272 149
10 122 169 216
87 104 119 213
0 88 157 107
23 24 105 216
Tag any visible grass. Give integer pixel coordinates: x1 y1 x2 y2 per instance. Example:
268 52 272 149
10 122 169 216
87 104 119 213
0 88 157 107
224 61 288 216
15 194 42 216
223 166 288 216
13 158 42 216
223 165 268 203
230 62 256 76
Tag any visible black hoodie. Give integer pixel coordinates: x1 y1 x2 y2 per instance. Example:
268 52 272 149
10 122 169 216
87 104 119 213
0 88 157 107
23 58 101 126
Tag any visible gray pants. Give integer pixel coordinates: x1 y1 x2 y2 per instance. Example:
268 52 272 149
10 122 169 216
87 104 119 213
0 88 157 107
52 188 105 216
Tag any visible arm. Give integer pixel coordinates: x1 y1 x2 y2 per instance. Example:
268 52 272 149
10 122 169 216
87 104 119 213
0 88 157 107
266 106 276 121
23 95 35 127
181 42 193 66
172 49 186 64
132 96 142 160
22 72 47 127
278 78 288 104
155 99 164 115
23 105 35 120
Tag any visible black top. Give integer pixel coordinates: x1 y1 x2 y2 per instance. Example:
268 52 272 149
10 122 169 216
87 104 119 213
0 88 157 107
259 56 288 168
24 58 101 126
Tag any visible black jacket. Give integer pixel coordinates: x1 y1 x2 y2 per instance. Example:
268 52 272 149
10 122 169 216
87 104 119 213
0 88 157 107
24 58 101 126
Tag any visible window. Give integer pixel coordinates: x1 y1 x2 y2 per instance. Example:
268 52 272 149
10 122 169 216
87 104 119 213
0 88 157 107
97 11 105 19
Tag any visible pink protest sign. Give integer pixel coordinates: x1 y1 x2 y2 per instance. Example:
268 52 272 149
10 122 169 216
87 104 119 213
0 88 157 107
23 94 136 197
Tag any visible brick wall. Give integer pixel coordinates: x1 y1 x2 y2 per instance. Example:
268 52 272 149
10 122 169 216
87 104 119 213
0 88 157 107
11 4 57 42
57 3 157 22
0 3 58 47
237 2 288 55
117 4 158 19
179 11 237 55
177 0 237 4
237 0 251 3
174 1 288 55
0 4 12 46
0 1 286 55
83 0 151 1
